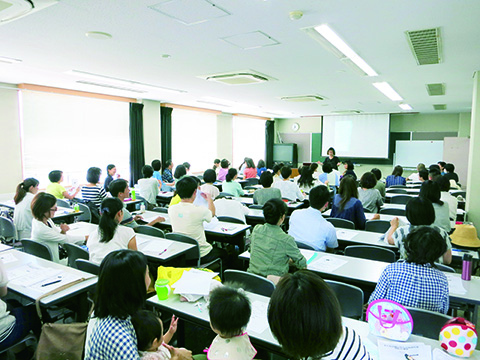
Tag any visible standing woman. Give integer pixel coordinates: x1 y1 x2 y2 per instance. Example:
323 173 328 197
222 168 245 197
31 192 87 263
385 165 406 187
322 147 341 170
13 178 39 239
81 167 107 210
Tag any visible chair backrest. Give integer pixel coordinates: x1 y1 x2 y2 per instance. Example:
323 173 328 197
325 280 364 320
405 306 451 340
76 203 92 222
389 185 407 189
63 243 89 268
153 207 168 214
217 216 245 225
434 263 456 273
219 192 234 197
243 186 257 190
385 189 408 194
380 208 406 216
56 199 71 208
365 220 391 234
451 190 466 198
75 259 100 275
21 239 53 261
224 270 275 297
0 216 16 241
391 195 413 205
249 204 263 209
136 225 165 238
295 241 315 251
136 195 150 209
344 245 396 263
165 233 200 265
245 178 259 186
326 218 355 229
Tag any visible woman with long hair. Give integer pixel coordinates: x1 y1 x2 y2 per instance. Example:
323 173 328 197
13 178 39 239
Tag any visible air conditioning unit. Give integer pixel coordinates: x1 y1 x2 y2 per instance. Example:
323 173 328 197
0 0 59 24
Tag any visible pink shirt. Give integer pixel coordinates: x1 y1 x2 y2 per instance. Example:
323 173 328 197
243 168 257 179
217 168 228 181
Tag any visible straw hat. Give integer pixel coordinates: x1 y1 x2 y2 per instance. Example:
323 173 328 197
451 224 480 248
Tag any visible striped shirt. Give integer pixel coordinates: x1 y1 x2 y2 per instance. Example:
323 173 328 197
323 326 371 360
81 185 107 208
385 175 406 187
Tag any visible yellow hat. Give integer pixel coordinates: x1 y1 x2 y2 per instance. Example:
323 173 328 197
451 224 480 248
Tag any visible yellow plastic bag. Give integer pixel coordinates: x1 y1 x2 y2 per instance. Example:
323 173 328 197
157 266 221 291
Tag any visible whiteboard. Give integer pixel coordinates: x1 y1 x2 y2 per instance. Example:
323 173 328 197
395 141 444 168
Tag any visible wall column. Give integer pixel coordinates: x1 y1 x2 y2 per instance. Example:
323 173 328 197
217 113 233 161
466 71 480 228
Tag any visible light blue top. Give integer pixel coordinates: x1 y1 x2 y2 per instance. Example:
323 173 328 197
222 181 244 197
288 207 338 251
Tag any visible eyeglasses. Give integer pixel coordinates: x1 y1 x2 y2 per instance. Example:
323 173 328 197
50 207 58 212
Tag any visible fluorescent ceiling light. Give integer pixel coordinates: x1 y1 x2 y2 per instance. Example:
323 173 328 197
399 104 413 110
312 24 378 77
372 82 403 101
0 56 22 64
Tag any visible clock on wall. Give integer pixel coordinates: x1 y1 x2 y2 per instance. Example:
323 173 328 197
292 122 300 132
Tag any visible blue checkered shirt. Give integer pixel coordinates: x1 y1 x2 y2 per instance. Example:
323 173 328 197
369 261 449 314
85 316 139 360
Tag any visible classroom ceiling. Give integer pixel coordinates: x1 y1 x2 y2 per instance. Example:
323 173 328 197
0 0 479 118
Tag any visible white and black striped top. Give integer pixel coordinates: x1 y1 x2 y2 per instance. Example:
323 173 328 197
323 326 371 360
81 185 107 208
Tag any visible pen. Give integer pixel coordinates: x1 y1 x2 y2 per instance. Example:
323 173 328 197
159 249 167 255
41 279 62 287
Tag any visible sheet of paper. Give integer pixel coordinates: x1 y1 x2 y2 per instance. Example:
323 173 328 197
445 274 467 295
433 348 458 360
308 255 348 272
0 252 18 264
378 340 432 360
29 272 84 294
140 240 173 255
247 300 269 334
336 229 357 240
203 217 219 230
172 269 218 296
8 265 63 287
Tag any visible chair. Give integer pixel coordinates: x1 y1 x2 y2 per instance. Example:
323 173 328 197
385 189 408 194
344 245 396 263
0 216 16 243
56 199 71 208
380 208 406 216
325 280 364 320
63 243 89 268
75 259 100 275
326 218 355 229
76 202 92 222
0 333 36 356
391 195 413 205
295 241 316 251
245 178 259 186
217 216 245 224
135 195 150 210
249 204 264 209
389 185 407 188
219 192 234 197
21 239 53 261
165 233 222 273
224 270 275 297
153 207 168 213
434 263 456 273
244 186 257 190
136 225 165 238
405 307 451 340
365 220 391 233
451 190 466 198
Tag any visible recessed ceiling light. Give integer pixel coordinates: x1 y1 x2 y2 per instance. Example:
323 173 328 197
85 31 112 40
399 104 413 111
372 82 403 101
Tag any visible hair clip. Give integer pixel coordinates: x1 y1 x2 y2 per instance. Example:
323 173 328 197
101 207 110 214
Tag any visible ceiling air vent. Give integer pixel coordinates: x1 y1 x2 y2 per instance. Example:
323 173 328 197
405 28 442 65
426 83 445 96
281 95 325 102
0 0 58 24
433 104 447 111
201 70 274 85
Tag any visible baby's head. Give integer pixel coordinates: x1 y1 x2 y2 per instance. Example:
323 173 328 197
209 284 251 338
131 310 164 352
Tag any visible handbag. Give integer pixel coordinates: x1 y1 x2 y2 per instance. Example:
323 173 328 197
439 317 477 358
366 299 413 341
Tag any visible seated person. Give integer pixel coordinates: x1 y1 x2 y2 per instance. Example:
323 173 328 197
371 168 385 199
358 172 383 213
151 159 168 191
406 163 426 182
168 176 227 265
319 163 339 187
200 169 220 199
109 179 164 229
162 160 175 186
342 161 357 180
370 226 449 314
87 198 137 265
253 171 281 205
419 169 429 182
81 167 107 209
273 166 304 201
256 159 267 177
243 158 257 179
288 185 337 252
103 164 117 192
46 170 79 200
217 159 230 182
331 175 379 230
297 167 323 194
14 178 39 239
438 161 446 175
420 180 451 233
137 165 159 210
272 163 283 183
214 196 249 224
248 198 306 277
428 167 442 182
183 162 191 174
173 164 187 181
444 163 459 183
309 163 322 181
222 168 245 197
385 165 406 187
436 175 458 229
213 158 221 172
386 196 452 264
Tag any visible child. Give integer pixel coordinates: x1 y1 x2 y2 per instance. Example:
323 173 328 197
131 310 190 360
208 285 256 360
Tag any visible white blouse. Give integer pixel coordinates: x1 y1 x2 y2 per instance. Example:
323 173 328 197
13 192 34 239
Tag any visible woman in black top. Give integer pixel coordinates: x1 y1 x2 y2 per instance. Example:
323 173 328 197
322 147 340 170
342 160 357 180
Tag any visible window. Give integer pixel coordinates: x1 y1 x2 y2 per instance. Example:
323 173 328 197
171 108 217 174
232 116 266 168
20 90 130 188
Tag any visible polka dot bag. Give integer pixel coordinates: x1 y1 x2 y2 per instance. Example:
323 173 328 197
440 317 477 358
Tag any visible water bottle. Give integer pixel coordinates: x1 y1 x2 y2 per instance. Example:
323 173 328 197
74 203 80 212
131 189 136 200
462 254 473 281
140 203 146 213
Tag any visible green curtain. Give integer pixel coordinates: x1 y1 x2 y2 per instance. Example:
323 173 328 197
129 102 145 186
